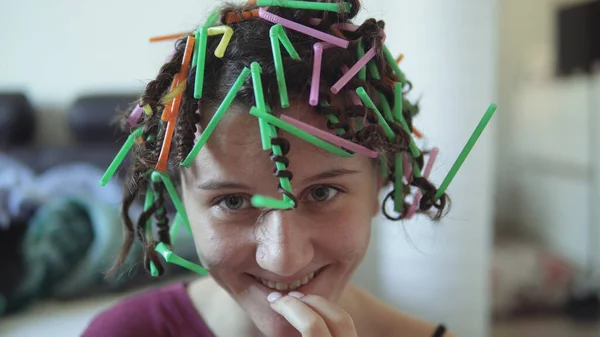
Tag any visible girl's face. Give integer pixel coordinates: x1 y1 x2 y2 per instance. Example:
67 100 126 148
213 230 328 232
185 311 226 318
181 102 381 336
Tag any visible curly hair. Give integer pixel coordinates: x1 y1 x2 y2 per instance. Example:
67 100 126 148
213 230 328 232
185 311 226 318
110 0 449 277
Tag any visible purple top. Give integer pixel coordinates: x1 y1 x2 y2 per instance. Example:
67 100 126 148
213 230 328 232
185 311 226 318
81 282 215 337
82 282 447 337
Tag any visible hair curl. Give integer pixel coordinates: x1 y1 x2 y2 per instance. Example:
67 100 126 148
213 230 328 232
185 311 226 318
109 0 449 277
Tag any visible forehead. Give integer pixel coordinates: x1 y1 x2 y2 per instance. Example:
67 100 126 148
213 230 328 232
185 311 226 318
190 102 370 183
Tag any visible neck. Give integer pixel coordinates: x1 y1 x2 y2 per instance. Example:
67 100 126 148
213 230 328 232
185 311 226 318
186 276 367 337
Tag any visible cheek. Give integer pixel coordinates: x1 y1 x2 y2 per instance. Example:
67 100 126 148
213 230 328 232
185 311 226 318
316 205 372 259
189 213 256 271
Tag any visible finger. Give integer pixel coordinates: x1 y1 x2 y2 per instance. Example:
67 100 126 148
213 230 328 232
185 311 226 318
268 292 332 337
289 292 358 337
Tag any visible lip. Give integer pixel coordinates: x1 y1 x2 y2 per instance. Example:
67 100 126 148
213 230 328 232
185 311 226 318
246 266 326 294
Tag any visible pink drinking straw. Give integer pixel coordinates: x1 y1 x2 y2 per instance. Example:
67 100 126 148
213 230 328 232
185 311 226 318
280 114 378 158
403 152 412 183
310 42 335 106
308 18 321 25
341 65 363 106
330 47 376 94
259 8 349 48
332 22 359 32
127 105 144 127
405 147 439 219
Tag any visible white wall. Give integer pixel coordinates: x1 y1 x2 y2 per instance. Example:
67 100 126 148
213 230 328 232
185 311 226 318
496 0 600 274
0 1 498 336
359 1 497 337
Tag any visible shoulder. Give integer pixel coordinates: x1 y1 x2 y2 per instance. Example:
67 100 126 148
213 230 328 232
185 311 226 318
350 286 457 337
81 283 187 337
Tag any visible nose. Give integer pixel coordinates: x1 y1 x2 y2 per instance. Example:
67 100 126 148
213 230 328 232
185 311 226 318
255 210 314 277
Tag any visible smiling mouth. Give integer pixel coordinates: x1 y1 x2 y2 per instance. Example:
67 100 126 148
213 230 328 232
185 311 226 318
250 269 321 292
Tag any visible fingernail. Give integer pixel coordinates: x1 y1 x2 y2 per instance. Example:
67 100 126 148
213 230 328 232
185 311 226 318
267 292 282 303
288 291 305 299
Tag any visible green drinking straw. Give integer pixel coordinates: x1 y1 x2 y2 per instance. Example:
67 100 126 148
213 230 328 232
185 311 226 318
193 26 209 99
380 156 388 178
250 63 273 150
169 212 182 245
272 139 293 197
251 62 266 111
258 118 272 151
99 127 143 186
146 176 160 277
393 82 403 122
183 67 251 167
205 8 221 28
368 60 380 79
270 24 301 108
434 104 497 200
270 26 288 107
394 154 404 213
257 0 352 13
251 114 295 209
276 25 300 61
191 8 220 65
150 262 160 277
155 242 208 276
383 45 407 86
411 156 423 178
366 61 394 122
327 114 346 135
249 107 353 158
151 171 192 235
379 92 394 122
366 63 390 122
320 101 346 135
355 87 395 140
392 83 421 159
251 195 294 209
143 184 155 242
404 98 419 117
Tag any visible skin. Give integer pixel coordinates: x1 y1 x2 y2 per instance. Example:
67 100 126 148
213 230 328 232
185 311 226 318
179 101 452 337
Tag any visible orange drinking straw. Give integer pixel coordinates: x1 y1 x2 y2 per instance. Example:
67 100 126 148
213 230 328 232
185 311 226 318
160 80 178 121
330 27 347 39
412 127 423 139
395 53 404 64
384 77 395 88
156 36 195 172
149 32 192 43
225 9 259 23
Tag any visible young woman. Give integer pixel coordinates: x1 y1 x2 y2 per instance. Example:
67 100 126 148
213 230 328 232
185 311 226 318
83 1 454 336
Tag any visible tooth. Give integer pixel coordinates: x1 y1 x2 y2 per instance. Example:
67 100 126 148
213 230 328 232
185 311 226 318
289 280 301 289
308 272 315 280
275 282 288 291
268 281 276 289
300 276 309 285
261 279 269 286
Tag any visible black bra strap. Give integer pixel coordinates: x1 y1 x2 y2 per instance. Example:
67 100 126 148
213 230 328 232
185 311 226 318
433 324 447 337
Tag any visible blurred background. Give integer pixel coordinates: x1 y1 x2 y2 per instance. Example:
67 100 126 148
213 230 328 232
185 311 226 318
0 0 599 336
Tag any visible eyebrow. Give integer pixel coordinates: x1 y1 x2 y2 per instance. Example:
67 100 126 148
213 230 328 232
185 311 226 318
196 181 252 191
197 169 360 191
301 168 360 184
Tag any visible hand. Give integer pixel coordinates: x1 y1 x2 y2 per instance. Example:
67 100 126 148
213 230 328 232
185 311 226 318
267 291 358 337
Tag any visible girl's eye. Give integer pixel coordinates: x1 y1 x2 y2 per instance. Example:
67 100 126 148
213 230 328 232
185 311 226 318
306 185 339 203
218 195 251 211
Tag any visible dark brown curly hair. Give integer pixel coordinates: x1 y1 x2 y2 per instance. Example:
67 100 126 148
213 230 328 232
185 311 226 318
111 0 448 278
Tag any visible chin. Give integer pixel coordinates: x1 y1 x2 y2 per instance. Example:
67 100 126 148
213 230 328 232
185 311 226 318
258 315 304 337
234 264 351 336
